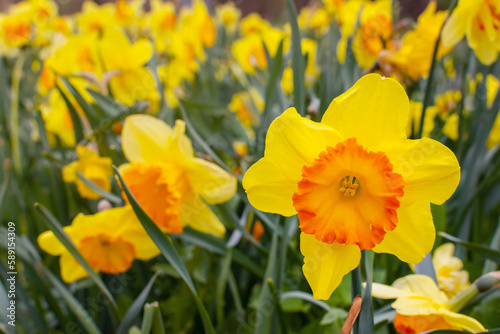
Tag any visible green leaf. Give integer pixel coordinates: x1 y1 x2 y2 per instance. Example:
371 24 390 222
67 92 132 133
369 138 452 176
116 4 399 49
76 172 123 204
320 308 348 326
87 88 127 118
21 236 101 334
57 85 85 143
285 0 305 115
440 232 500 263
359 250 374 333
61 76 96 120
281 291 332 312
114 167 215 334
33 202 120 323
117 273 159 334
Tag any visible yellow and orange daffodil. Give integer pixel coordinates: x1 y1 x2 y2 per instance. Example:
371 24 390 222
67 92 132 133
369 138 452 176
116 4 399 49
37 206 159 283
382 1 450 80
62 145 113 200
442 0 500 65
243 74 460 300
119 115 237 236
99 28 159 108
433 243 470 298
372 275 485 333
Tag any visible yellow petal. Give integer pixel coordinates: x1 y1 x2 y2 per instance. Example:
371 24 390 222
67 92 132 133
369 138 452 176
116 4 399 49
165 120 194 164
392 275 448 303
321 74 408 151
242 108 343 216
382 137 460 206
122 114 172 163
37 230 67 256
129 39 153 69
180 191 226 237
186 158 236 204
59 252 90 283
300 233 360 300
441 1 478 48
373 201 435 264
62 161 78 183
467 11 499 65
439 308 486 333
371 283 410 299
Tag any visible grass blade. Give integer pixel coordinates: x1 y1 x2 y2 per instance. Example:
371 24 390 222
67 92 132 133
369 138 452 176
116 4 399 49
57 85 85 143
117 273 159 334
285 0 305 115
76 172 123 204
440 232 500 263
114 166 215 334
33 202 120 323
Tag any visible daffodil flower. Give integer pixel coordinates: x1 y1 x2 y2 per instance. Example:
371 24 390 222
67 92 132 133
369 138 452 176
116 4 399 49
119 115 237 236
372 275 485 333
433 243 470 298
37 206 160 283
243 74 460 300
62 145 113 199
442 0 500 65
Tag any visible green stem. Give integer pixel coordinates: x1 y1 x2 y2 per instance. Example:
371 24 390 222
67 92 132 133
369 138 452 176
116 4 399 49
350 265 362 334
10 52 25 176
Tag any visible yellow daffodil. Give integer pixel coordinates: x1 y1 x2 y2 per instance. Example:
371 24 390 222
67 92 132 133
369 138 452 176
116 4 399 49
433 243 470 298
114 0 144 28
119 115 237 236
324 0 344 16
339 0 392 69
0 13 32 48
243 74 460 300
443 113 460 141
40 90 76 147
228 88 264 128
37 206 160 283
77 1 115 35
216 2 241 33
382 1 450 80
240 13 271 36
232 34 268 74
179 0 216 48
372 275 485 333
442 0 500 65
99 28 159 108
62 145 113 200
233 140 249 157
298 6 331 35
281 66 294 95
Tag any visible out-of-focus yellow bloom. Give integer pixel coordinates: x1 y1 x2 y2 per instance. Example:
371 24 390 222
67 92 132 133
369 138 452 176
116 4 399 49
241 13 271 36
216 2 241 33
324 0 344 16
0 13 32 48
444 57 457 79
302 38 319 87
179 0 216 48
228 88 264 128
372 275 485 333
442 0 500 65
406 101 439 138
232 34 268 73
382 1 450 80
243 74 460 300
433 243 470 298
62 145 113 200
298 6 331 34
443 113 460 141
435 90 461 115
77 1 115 35
37 206 160 283
99 28 158 108
233 140 249 157
51 33 102 76
281 66 294 95
114 0 144 28
41 90 76 147
339 0 392 69
119 115 236 236
249 221 265 242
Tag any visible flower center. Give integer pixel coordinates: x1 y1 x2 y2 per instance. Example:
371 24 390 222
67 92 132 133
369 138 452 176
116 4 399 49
79 234 136 274
121 162 190 233
292 138 405 250
339 175 359 197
